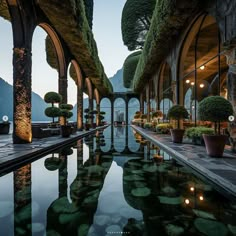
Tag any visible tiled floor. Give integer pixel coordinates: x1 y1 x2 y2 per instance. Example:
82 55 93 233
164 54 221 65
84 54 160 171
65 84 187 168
132 125 236 199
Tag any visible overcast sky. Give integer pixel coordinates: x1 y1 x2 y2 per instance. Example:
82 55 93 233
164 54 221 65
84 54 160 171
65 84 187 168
0 1 129 105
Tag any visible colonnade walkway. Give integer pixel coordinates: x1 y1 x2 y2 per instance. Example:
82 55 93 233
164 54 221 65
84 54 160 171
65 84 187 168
0 126 108 174
132 125 236 199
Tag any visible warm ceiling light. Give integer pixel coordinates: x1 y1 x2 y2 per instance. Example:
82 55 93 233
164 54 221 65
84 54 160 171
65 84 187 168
200 83 204 88
199 195 204 201
185 199 190 205
190 187 195 192
186 79 190 84
190 82 194 86
200 65 205 70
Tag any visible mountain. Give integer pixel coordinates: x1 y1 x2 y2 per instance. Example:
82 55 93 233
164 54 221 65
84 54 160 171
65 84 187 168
0 77 49 121
109 68 129 92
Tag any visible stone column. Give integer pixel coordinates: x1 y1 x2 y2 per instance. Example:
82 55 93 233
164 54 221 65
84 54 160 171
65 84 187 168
59 76 68 104
146 84 150 122
96 103 100 126
77 86 83 130
111 99 114 151
13 48 32 143
225 48 236 151
140 93 144 114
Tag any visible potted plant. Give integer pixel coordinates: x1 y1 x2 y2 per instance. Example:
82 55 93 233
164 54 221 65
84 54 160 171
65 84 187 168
44 91 62 127
167 105 189 143
100 111 106 125
185 126 214 145
198 96 233 157
59 104 73 137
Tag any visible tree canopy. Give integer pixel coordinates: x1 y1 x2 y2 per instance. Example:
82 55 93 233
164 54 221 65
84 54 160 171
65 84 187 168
123 51 142 88
121 0 156 51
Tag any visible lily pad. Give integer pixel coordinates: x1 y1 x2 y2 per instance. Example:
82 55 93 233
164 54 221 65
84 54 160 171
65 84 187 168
124 175 145 182
228 224 236 235
131 169 144 174
143 165 159 173
158 196 182 205
162 186 176 195
51 197 77 214
165 224 184 236
131 187 151 197
194 218 228 236
193 209 216 220
134 182 147 188
85 165 104 175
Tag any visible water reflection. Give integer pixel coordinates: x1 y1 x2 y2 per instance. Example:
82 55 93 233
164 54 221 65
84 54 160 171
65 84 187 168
0 127 235 235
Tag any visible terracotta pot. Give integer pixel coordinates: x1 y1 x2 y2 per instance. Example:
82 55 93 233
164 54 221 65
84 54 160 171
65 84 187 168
203 134 227 157
170 129 185 143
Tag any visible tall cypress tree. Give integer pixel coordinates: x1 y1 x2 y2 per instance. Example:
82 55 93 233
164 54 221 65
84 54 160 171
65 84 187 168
83 0 94 29
121 0 156 51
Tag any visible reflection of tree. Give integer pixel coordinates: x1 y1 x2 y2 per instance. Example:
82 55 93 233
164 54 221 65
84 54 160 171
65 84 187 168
46 140 113 235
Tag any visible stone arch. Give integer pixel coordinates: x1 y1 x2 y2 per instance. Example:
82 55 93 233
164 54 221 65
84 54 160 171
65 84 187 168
69 60 84 129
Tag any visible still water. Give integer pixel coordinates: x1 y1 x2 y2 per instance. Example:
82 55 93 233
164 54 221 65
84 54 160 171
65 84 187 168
0 126 236 236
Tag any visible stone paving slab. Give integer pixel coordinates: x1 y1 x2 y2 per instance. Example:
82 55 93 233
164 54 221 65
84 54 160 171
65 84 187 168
132 125 236 199
0 126 108 174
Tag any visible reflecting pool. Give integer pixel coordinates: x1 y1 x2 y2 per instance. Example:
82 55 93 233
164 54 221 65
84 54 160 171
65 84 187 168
0 126 236 236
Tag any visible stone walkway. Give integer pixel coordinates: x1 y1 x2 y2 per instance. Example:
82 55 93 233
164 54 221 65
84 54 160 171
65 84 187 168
132 125 236 199
0 126 107 174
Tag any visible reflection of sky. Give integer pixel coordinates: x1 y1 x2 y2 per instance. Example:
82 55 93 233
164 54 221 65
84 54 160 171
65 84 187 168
90 161 143 233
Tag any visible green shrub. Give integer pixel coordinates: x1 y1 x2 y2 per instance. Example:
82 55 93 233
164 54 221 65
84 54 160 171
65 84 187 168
167 105 188 128
144 122 152 129
156 123 173 134
185 127 214 139
198 96 233 134
44 91 62 105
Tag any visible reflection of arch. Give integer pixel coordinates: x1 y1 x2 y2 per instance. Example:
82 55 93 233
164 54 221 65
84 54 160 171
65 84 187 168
114 98 126 124
128 98 140 124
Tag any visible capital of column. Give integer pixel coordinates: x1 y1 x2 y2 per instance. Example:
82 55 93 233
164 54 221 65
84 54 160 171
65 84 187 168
13 47 31 57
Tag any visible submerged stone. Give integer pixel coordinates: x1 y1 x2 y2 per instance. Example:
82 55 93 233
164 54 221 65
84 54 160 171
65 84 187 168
161 186 176 195
131 187 151 197
59 211 85 225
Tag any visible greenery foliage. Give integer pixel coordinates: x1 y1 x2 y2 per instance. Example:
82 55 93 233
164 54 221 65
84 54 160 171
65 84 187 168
45 107 61 119
83 0 93 29
185 127 214 139
59 103 73 125
44 92 62 106
167 105 188 120
132 0 200 92
121 0 156 51
144 122 153 129
156 123 173 134
38 0 113 95
123 51 142 88
198 96 233 134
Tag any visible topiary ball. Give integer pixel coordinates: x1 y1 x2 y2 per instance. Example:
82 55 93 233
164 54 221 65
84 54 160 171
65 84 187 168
45 107 61 118
198 96 233 122
44 92 62 104
167 105 188 120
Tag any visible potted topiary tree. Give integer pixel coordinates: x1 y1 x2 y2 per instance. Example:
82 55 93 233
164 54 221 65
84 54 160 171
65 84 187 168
167 105 189 143
59 104 73 137
44 91 62 127
198 96 233 157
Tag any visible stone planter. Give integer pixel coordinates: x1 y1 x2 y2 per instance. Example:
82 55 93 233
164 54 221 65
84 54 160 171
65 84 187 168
0 122 10 134
61 125 72 138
